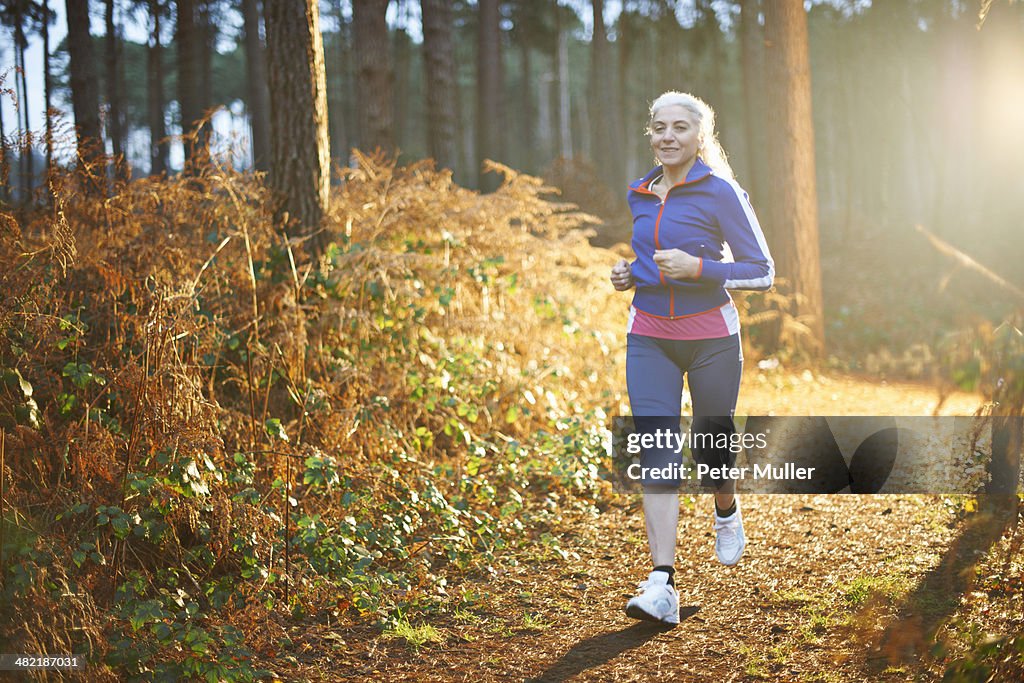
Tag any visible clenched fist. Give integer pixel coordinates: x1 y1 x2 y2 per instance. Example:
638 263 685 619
610 259 635 291
653 249 701 280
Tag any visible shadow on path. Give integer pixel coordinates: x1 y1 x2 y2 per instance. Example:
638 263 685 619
527 606 700 682
867 504 1018 669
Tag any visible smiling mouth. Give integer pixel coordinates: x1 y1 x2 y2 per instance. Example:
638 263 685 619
660 147 679 153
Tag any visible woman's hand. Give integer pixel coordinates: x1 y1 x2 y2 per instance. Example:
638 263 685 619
610 259 635 291
653 249 701 280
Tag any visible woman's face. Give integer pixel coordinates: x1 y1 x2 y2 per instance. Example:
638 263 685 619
650 104 700 171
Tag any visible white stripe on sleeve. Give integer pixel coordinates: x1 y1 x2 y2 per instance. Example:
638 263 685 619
721 178 775 290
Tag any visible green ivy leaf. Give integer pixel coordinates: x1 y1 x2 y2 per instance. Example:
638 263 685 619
265 418 289 443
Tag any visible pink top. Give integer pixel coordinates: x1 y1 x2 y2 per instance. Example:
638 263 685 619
626 302 740 340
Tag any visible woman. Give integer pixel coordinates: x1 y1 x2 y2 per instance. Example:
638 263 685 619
610 91 774 625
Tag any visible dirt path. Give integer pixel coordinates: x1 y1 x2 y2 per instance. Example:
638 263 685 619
334 496 970 682
269 373 1011 682
734 367 983 417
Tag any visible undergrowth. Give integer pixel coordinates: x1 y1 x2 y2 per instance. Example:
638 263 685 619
0 150 642 680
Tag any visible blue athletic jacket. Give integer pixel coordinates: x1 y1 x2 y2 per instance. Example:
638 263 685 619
628 159 774 318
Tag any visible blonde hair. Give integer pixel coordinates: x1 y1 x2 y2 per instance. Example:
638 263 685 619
649 91 735 181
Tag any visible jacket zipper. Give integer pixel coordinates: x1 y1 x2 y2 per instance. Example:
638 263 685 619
659 202 675 316
633 172 708 318
649 188 674 315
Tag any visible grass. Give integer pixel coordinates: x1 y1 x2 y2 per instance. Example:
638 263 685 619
799 671 846 683
554 599 575 612
745 662 771 679
740 644 772 679
520 612 551 632
488 623 514 637
809 607 839 631
381 616 445 650
451 608 481 624
768 644 791 665
743 658 771 678
842 573 915 607
774 588 818 604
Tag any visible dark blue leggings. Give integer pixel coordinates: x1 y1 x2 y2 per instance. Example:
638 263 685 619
626 333 743 488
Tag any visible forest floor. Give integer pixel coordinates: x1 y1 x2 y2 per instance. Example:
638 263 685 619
250 370 1024 682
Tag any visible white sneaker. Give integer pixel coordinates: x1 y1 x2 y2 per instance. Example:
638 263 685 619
624 570 679 625
714 501 746 566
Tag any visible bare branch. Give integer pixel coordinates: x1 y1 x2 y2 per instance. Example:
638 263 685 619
915 224 1024 302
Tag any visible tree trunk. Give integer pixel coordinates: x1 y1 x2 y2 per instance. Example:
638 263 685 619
332 0 357 165
555 9 571 160
264 0 331 257
42 0 54 179
242 0 271 171
455 54 473 187
617 6 634 179
0 74 7 202
326 0 348 168
66 0 103 166
177 0 206 169
105 0 122 159
476 0 502 190
105 0 127 178
16 18 33 191
420 0 457 171
148 0 168 175
577 86 590 161
697 0 723 106
654 7 681 96
352 0 393 154
199 1 214 128
518 41 535 173
738 0 765 202
763 0 825 356
392 27 411 151
536 70 552 167
984 415 1022 519
589 0 622 189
